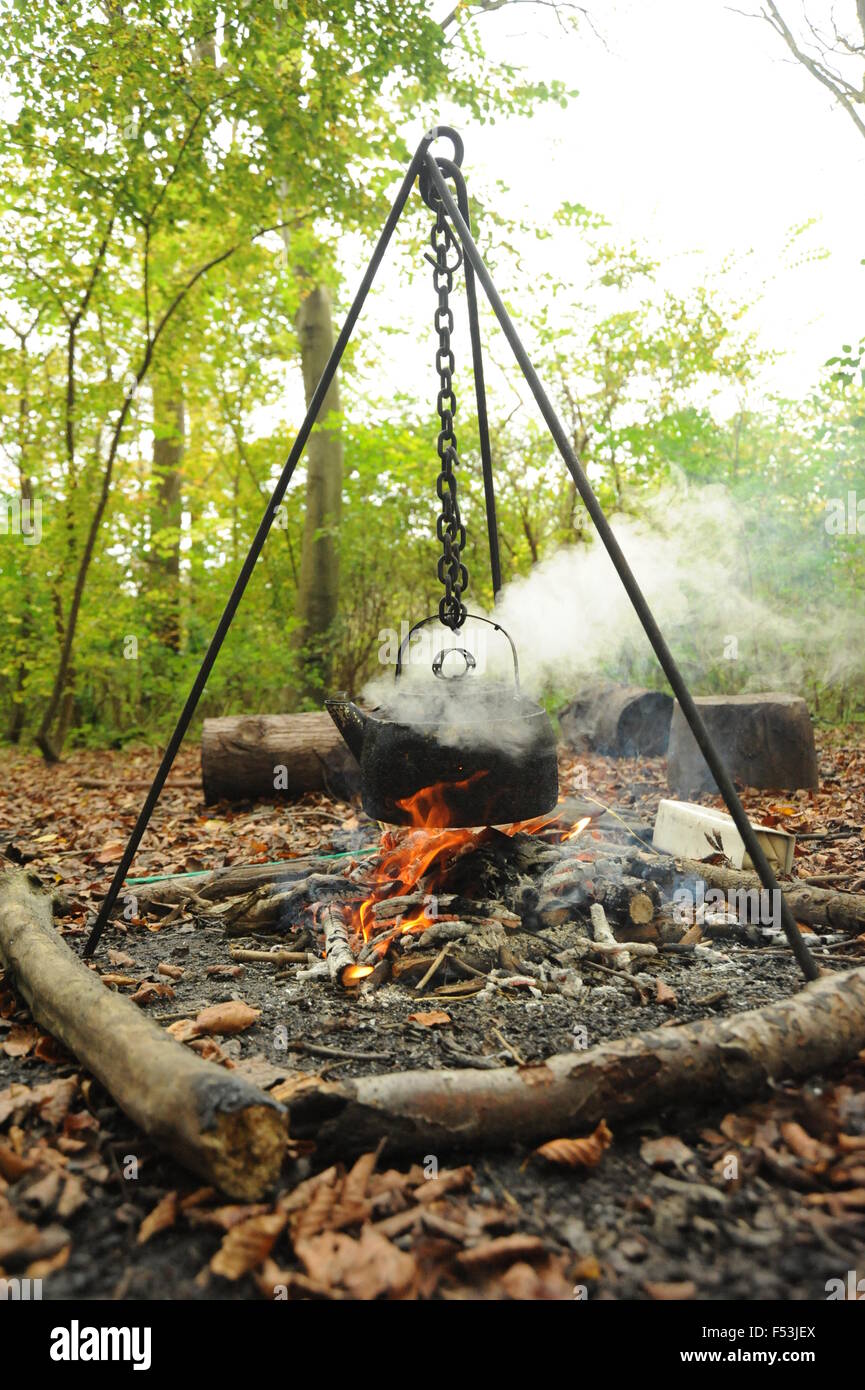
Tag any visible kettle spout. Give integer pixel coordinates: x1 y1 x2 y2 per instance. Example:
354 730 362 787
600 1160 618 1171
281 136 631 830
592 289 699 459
325 695 368 763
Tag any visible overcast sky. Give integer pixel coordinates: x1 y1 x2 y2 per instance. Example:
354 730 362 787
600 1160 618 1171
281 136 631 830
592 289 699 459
345 0 865 418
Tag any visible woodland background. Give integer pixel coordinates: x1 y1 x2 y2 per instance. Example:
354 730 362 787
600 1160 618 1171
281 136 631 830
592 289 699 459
2 0 865 761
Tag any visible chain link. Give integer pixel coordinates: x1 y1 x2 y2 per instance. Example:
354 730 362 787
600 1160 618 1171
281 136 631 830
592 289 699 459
425 199 468 630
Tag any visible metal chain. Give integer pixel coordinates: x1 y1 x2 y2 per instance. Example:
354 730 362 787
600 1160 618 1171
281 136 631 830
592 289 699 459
425 198 468 630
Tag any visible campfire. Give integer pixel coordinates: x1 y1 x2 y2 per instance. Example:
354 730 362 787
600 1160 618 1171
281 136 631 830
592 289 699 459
294 777 654 993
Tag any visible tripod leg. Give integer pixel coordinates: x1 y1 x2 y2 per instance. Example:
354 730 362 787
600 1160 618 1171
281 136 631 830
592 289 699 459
425 152 818 984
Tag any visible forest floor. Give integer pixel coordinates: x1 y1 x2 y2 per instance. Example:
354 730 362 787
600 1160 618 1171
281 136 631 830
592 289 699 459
1 730 864 1301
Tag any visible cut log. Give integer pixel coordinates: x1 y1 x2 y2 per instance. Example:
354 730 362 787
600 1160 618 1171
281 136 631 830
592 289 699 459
559 682 673 757
201 712 360 804
286 965 865 1159
0 871 286 1199
666 693 818 796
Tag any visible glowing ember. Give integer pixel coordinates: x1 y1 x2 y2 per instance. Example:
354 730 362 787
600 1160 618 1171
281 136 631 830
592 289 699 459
341 963 374 984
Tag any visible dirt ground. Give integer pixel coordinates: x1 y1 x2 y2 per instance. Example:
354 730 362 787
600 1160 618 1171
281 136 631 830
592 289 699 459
1 732 864 1301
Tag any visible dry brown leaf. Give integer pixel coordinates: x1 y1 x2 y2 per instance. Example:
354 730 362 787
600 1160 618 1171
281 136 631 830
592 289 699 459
640 1135 695 1172
0 1082 33 1127
270 1072 324 1104
210 1210 287 1280
413 1165 474 1205
533 1119 613 1169
32 1076 78 1126
158 963 184 981
26 1243 70 1280
33 1035 70 1065
499 1257 573 1300
108 949 136 968
779 1121 833 1165
166 1018 198 1043
457 1233 547 1271
2 1022 40 1058
131 981 175 1005
193 1001 260 1036
294 1226 417 1299
137 1191 178 1244
0 1140 35 1181
0 1197 68 1264
178 1186 217 1210
655 979 677 1007
406 1010 451 1028
645 1279 697 1300
187 1203 270 1231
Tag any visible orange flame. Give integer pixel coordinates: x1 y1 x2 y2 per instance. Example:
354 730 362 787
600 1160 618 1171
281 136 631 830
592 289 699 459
350 778 593 961
341 963 374 984
562 815 592 842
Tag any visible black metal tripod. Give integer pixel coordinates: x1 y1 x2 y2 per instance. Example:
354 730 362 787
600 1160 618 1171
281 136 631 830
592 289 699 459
84 125 818 983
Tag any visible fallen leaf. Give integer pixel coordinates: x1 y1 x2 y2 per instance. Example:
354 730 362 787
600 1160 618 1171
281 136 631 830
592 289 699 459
95 840 127 864
108 949 136 968
2 1022 40 1058
0 1141 35 1181
406 1010 451 1028
210 1210 287 1280
187 1202 270 1230
457 1233 547 1270
158 963 184 981
499 1257 574 1300
131 981 175 1005
640 1135 695 1172
193 1001 260 1036
137 1191 178 1244
32 1077 78 1127
533 1119 613 1169
294 1226 417 1299
644 1279 696 1300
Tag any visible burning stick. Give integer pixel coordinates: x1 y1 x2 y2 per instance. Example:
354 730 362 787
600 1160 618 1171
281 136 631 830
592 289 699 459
319 904 372 987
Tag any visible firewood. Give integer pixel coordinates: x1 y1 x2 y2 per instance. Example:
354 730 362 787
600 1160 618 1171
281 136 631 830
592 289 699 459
319 904 359 985
590 902 631 971
132 857 356 909
286 965 865 1159
0 871 287 1199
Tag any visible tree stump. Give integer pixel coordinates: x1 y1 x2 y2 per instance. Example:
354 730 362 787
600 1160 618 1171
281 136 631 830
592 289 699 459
666 692 818 797
559 683 673 757
201 713 360 804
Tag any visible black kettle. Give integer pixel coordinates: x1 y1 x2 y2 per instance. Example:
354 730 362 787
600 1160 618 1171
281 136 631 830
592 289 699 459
326 615 558 827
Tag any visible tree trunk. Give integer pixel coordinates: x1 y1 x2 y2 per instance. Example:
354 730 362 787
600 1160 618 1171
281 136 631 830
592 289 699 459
292 284 343 704
148 380 185 652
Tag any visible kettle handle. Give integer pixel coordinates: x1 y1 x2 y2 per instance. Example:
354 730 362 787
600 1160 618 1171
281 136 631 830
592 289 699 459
395 612 521 692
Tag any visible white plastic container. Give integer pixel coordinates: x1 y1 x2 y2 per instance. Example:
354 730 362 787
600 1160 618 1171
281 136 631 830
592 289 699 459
652 798 795 874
